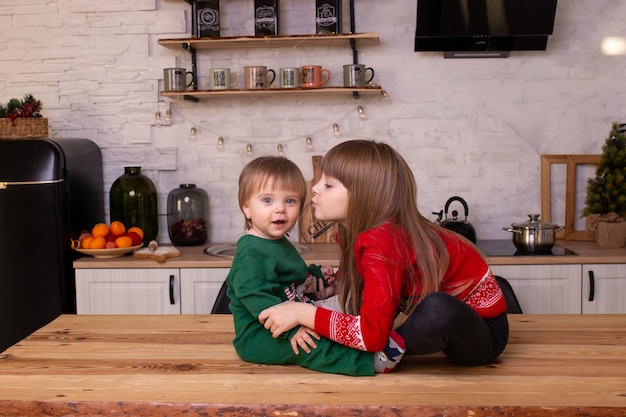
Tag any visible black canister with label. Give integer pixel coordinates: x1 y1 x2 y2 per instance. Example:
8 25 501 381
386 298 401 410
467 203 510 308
254 0 279 36
187 0 220 38
316 0 342 35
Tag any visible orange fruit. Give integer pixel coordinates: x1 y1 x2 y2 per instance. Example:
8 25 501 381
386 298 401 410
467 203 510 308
109 221 126 236
81 236 94 249
127 226 144 240
89 236 106 249
92 223 109 238
115 236 133 248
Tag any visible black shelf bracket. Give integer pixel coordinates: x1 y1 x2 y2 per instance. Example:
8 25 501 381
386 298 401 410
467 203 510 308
349 0 359 99
182 42 199 102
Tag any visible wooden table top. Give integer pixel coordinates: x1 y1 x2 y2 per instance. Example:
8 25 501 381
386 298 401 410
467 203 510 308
1 314 625 417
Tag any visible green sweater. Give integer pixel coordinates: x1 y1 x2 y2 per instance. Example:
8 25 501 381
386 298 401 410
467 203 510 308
226 234 374 376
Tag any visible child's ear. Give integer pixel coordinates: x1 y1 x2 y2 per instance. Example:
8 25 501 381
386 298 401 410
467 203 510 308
242 202 252 220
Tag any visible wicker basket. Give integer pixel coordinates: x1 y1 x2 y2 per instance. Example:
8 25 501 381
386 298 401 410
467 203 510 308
0 118 48 139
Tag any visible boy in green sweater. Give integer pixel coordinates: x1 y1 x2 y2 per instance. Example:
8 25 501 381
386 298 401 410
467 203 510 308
226 156 404 376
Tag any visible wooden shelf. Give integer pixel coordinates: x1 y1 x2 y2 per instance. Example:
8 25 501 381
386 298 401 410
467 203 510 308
157 33 380 50
161 86 382 100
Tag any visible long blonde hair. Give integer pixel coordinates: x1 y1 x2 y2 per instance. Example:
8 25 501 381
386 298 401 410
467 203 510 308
321 140 450 315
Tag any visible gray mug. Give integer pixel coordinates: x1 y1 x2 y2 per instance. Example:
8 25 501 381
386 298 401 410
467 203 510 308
163 68 194 91
279 67 301 88
343 64 375 87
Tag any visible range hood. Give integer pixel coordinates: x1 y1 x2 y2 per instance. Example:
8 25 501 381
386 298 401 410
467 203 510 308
414 0 558 58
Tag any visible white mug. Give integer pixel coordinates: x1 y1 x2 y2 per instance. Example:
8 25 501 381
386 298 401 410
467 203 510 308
209 68 240 90
279 67 301 89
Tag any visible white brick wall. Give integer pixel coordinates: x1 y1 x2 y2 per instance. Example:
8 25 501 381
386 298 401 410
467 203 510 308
1 0 624 243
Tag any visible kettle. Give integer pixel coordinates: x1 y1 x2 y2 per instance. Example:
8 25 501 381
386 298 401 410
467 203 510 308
433 196 477 243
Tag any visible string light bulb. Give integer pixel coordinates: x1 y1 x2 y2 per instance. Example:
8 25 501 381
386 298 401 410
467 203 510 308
189 126 197 141
246 143 254 158
381 89 392 104
217 136 225 152
163 109 172 125
277 143 284 156
333 123 342 138
154 111 161 126
357 106 367 120
305 136 314 152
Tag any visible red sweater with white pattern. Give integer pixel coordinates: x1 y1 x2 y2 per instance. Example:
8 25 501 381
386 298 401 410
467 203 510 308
313 223 506 352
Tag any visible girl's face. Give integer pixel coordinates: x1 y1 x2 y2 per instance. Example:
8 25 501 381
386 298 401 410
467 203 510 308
311 173 348 224
242 183 301 240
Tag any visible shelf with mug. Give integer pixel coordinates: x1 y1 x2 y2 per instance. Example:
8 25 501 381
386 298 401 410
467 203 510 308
157 33 380 50
160 86 383 100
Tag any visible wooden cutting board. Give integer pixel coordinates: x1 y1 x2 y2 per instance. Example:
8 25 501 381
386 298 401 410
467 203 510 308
133 246 181 263
299 155 338 243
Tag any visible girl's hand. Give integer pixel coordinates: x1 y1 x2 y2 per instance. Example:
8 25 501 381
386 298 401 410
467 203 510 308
290 326 321 354
321 266 336 286
309 279 335 300
259 301 317 337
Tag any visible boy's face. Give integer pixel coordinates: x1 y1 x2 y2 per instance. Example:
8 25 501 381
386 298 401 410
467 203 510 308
242 182 301 240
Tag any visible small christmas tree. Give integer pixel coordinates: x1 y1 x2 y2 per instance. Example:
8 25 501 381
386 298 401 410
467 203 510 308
583 122 626 230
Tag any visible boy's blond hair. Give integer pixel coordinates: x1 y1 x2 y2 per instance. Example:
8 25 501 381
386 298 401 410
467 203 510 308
238 156 307 230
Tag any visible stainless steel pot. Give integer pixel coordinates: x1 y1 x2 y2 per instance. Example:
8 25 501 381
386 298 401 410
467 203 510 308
503 214 562 253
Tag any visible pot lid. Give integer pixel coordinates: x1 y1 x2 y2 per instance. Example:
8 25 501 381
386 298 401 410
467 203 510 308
511 214 559 230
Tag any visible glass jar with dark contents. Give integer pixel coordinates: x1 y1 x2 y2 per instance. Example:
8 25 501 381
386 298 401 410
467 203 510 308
166 184 209 246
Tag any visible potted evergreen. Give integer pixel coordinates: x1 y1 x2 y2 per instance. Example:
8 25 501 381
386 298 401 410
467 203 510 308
582 122 626 248
0 94 48 139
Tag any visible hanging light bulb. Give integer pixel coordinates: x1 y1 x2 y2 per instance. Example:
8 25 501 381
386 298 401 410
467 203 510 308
154 111 162 126
163 109 172 125
189 126 197 141
305 136 314 152
357 106 367 120
333 123 342 138
217 136 225 152
246 143 254 158
277 143 284 156
381 89 392 104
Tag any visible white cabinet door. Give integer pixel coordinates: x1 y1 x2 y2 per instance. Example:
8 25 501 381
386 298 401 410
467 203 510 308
75 269 181 314
490 264 582 314
582 264 626 314
180 268 229 314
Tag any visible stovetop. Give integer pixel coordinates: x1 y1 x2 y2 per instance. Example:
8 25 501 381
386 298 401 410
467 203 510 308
476 240 578 257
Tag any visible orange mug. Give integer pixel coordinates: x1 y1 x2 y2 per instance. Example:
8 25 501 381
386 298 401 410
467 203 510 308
300 65 330 88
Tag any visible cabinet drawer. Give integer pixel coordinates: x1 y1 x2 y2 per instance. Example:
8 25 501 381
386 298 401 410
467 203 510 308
490 264 581 314
76 269 181 314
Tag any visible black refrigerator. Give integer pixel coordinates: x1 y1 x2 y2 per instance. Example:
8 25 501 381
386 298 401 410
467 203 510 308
0 138 104 352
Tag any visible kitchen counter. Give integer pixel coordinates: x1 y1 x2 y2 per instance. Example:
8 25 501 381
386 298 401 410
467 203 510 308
0 314 625 417
73 240 626 269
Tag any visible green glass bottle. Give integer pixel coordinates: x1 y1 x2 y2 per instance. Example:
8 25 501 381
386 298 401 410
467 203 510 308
109 167 158 244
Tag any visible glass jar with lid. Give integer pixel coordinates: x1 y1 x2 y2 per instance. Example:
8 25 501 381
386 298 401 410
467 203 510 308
167 184 209 246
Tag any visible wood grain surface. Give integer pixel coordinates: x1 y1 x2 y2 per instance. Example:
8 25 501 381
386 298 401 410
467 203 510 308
1 315 625 417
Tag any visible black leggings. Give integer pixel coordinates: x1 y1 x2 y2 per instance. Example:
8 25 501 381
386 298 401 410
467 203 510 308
397 292 509 365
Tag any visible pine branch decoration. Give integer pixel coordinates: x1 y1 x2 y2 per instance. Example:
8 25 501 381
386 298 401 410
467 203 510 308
582 122 626 223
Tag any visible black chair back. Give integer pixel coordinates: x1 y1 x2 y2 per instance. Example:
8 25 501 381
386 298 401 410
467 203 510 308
494 275 523 314
211 281 231 314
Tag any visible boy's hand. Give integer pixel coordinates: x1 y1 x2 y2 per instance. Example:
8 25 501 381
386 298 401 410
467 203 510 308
290 326 321 354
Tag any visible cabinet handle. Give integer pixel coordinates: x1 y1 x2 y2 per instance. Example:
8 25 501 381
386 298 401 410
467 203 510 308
588 270 595 302
169 275 176 305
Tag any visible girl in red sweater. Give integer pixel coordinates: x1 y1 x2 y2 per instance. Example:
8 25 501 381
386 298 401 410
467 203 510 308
259 139 508 366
